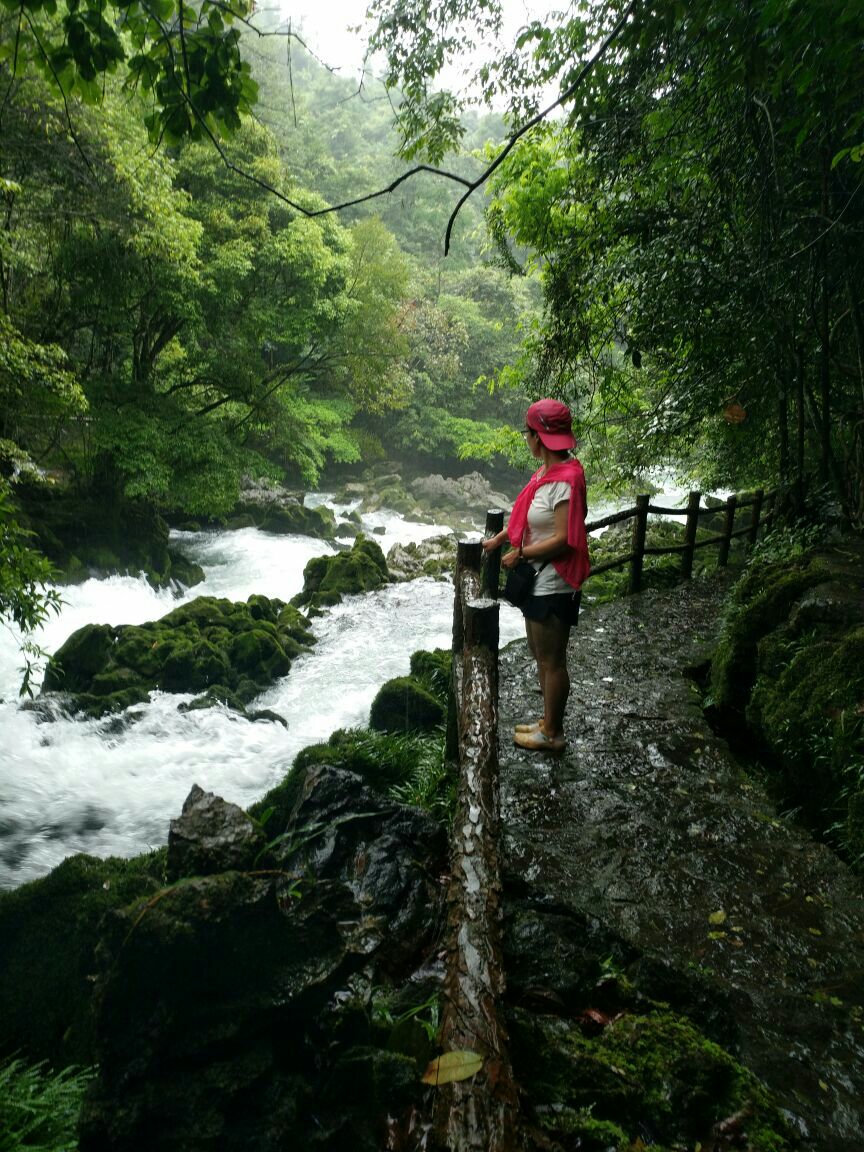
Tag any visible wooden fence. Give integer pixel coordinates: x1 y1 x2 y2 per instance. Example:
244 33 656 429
584 487 779 593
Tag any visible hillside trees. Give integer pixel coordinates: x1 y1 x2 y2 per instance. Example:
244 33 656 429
368 0 864 520
0 67 420 514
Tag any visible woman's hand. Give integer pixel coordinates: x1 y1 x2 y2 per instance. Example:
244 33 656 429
481 529 508 554
501 547 522 569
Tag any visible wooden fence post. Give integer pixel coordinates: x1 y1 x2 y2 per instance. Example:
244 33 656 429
748 489 764 549
436 599 520 1152
482 509 505 599
629 494 650 594
447 542 482 765
717 494 738 567
680 490 702 580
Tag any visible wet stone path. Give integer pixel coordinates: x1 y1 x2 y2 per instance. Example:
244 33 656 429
497 576 864 1150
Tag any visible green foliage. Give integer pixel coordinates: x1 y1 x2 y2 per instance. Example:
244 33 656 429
0 1056 94 1152
0 0 258 144
0 485 60 635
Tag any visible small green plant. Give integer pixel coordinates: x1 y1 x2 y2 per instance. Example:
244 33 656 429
750 521 826 567
0 1057 94 1151
372 989 441 1042
388 731 455 820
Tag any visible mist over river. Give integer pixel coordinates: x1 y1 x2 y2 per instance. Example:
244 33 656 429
0 503 529 889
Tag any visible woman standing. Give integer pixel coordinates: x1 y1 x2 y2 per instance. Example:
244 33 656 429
482 399 589 753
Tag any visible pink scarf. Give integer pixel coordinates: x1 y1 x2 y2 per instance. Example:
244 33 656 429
507 459 590 590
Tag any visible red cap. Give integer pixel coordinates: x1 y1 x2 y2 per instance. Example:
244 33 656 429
526 399 575 451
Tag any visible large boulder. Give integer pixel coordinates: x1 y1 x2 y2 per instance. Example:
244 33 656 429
167 785 265 881
0 851 166 1067
368 649 451 734
41 594 314 719
409 471 512 517
77 766 447 1152
291 536 389 614
227 477 336 538
386 535 457 582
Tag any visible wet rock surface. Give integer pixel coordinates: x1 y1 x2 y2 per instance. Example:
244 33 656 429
498 575 864 1149
167 784 265 881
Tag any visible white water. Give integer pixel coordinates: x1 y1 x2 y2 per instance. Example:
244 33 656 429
0 508 527 889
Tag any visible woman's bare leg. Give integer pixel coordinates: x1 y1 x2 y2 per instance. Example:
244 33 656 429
526 614 571 739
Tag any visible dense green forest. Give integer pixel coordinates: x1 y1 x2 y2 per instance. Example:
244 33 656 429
2 0 863 631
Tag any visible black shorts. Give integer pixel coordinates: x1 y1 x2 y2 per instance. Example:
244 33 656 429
522 588 582 626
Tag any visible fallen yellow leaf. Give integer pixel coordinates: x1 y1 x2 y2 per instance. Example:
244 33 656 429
422 1050 483 1086
708 909 727 926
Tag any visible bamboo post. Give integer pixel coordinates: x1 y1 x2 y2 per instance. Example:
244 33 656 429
435 599 520 1152
629 494 650 594
748 489 764 549
481 510 505 599
717 494 738 567
680 490 702 580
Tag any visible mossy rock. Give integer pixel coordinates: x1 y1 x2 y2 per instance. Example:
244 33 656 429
0 851 166 1067
369 676 445 733
292 536 389 613
510 1007 789 1150
41 594 314 718
708 560 829 714
41 624 116 693
233 499 336 538
748 627 864 817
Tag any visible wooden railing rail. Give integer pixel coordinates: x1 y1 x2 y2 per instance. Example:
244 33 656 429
575 486 779 593
439 526 519 1151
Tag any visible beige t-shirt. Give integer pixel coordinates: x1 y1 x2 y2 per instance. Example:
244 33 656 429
524 480 571 595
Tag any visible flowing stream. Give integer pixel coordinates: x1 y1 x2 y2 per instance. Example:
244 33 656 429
0 504 528 889
0 479 706 890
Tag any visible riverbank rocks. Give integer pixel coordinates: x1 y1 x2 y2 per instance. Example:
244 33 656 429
408 470 512 519
13 483 204 590
332 465 517 533
41 594 314 719
386 535 457 582
0 850 166 1068
291 535 389 614
708 536 864 863
227 477 336 538
76 765 448 1152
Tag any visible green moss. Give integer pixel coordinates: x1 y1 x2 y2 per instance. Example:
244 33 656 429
42 595 314 718
709 561 829 714
369 677 445 733
292 536 389 613
0 851 166 1066
408 649 451 699
510 1008 789 1150
747 627 864 834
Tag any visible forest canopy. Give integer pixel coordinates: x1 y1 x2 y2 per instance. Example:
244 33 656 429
1 0 863 637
